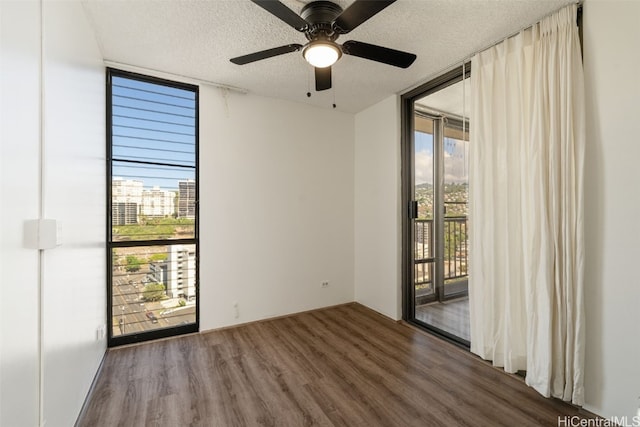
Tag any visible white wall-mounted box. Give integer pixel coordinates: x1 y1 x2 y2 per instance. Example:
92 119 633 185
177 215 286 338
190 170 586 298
24 219 62 249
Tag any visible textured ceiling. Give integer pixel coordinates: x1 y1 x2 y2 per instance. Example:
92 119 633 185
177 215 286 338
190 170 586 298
82 0 571 113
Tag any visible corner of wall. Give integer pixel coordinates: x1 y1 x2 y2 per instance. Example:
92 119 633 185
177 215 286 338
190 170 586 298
354 95 402 320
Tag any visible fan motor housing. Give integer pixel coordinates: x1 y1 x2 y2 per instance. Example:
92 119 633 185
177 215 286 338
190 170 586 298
301 1 343 38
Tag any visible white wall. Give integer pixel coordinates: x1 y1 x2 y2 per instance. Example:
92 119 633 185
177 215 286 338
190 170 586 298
353 95 402 320
199 89 355 329
0 1 106 426
582 0 640 419
0 2 41 426
41 1 106 426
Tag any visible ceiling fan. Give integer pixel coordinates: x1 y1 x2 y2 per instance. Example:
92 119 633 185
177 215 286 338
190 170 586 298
230 0 417 92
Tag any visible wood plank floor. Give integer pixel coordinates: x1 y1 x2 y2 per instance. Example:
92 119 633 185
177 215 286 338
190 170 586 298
78 303 590 426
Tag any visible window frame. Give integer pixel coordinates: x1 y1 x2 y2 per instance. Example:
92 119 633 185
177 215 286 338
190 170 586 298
106 68 199 347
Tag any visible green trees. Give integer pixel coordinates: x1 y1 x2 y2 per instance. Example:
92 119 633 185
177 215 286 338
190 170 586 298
149 253 168 262
444 221 468 275
125 255 143 272
112 217 195 241
142 283 166 302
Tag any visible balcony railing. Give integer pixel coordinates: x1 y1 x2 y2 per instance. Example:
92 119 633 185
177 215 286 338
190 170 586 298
414 217 469 288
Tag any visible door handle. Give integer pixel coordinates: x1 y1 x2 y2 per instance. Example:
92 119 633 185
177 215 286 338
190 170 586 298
409 201 418 219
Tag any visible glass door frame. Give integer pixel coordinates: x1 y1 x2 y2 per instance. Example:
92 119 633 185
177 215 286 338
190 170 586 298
401 64 470 345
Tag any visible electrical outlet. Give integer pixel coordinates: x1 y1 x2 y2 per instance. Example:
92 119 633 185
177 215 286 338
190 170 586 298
321 281 329 288
233 302 239 319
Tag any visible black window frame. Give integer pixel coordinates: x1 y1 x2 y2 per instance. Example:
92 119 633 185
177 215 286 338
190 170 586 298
106 68 199 347
401 64 471 348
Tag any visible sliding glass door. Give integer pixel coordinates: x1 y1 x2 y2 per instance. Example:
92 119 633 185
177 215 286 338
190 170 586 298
402 66 470 345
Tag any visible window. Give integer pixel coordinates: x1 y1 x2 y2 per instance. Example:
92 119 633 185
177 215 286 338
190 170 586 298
107 69 198 346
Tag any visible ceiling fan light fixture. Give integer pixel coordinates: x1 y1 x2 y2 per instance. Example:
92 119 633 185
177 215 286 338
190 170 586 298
303 41 341 68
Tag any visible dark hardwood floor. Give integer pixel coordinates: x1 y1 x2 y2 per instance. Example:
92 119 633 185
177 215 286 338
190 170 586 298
78 303 590 426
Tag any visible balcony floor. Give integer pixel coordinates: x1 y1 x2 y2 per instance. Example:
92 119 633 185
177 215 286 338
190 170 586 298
415 297 470 342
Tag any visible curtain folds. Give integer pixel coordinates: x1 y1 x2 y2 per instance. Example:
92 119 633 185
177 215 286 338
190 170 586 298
468 4 585 405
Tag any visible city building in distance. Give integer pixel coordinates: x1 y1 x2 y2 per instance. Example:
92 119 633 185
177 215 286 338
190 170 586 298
178 179 196 219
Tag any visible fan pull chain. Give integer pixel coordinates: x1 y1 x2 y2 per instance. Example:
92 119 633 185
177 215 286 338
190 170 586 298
332 85 336 109
307 67 312 98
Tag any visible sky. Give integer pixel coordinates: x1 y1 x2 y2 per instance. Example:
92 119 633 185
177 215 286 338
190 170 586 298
414 130 469 186
111 76 196 191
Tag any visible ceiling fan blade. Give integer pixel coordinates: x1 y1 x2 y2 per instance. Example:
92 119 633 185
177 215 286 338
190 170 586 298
342 40 416 68
315 67 332 91
333 0 396 34
230 44 303 65
251 0 309 31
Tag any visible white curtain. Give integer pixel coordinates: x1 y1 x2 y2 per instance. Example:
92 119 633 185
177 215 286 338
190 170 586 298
468 4 585 405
